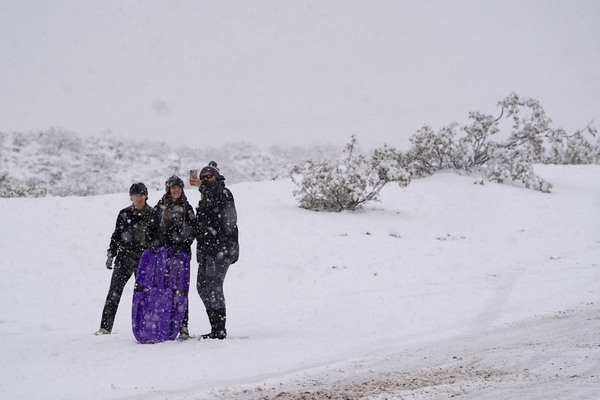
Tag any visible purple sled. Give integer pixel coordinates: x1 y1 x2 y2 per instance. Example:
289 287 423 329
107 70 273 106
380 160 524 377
132 246 190 344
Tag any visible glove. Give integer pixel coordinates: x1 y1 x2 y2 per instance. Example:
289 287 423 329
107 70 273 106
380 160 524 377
105 256 113 270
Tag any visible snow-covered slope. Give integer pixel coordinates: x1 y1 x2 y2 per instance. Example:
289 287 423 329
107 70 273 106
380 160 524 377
0 165 598 399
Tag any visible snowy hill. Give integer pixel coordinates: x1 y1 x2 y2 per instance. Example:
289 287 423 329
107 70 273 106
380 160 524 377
0 129 340 197
1 164 599 399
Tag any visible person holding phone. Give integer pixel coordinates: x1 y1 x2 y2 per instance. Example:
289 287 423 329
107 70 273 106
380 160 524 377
189 161 239 339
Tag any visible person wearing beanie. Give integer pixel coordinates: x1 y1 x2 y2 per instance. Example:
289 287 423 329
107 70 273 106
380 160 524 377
146 175 197 340
95 182 152 335
189 161 239 340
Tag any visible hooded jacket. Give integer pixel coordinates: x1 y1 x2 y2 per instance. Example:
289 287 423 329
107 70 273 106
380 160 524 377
147 191 196 256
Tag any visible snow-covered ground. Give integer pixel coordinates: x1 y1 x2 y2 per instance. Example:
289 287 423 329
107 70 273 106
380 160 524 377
0 165 599 399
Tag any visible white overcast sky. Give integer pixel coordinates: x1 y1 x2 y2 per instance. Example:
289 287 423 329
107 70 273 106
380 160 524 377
1 0 599 149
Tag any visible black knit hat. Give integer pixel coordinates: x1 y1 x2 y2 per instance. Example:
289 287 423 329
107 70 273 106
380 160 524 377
200 161 222 179
165 175 185 192
129 182 148 196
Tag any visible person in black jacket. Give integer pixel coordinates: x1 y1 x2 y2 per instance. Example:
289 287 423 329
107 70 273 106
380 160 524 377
95 182 152 335
146 175 197 339
147 175 196 256
190 161 239 340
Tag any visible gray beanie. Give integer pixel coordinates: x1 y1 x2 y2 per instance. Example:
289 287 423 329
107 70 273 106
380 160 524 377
200 161 222 179
165 175 185 192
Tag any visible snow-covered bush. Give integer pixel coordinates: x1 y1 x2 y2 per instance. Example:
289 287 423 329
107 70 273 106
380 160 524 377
545 123 598 164
484 147 552 192
291 135 410 212
0 173 46 198
401 123 462 176
396 92 597 193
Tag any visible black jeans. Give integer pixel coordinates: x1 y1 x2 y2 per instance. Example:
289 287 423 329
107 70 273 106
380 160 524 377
196 253 231 311
99 259 137 331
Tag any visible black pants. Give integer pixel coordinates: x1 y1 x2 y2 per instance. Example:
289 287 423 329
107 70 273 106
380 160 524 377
196 253 231 311
99 259 137 331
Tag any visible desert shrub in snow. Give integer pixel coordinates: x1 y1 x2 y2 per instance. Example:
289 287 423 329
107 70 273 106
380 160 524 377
0 174 46 198
397 92 597 193
400 122 464 176
0 174 26 197
291 135 410 212
545 123 598 164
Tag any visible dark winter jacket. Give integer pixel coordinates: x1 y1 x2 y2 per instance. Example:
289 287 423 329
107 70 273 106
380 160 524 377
147 192 197 257
196 179 239 263
108 204 153 268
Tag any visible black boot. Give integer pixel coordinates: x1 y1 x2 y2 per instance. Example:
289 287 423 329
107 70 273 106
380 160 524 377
177 326 190 340
200 308 227 340
177 304 191 340
214 308 227 339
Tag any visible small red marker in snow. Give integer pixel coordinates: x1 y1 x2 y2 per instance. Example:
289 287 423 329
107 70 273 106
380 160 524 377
374 272 378 276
